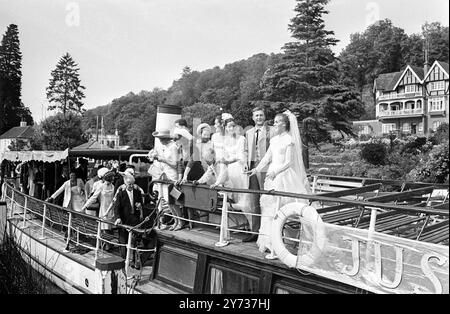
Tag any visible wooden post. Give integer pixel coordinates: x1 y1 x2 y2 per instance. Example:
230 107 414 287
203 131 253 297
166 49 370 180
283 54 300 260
22 195 28 228
215 192 229 247
40 204 47 239
94 257 126 294
95 221 101 261
65 212 72 251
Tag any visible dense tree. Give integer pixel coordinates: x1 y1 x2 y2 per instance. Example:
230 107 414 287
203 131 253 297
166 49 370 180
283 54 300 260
260 0 364 167
41 113 85 150
46 53 86 118
0 24 33 135
82 89 165 149
339 19 407 92
181 103 222 130
422 22 449 65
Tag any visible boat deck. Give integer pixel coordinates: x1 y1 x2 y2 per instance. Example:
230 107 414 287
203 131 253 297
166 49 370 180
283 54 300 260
157 226 288 268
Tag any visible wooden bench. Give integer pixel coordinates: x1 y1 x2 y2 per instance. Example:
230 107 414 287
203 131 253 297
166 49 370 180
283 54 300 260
311 175 366 194
416 220 449 244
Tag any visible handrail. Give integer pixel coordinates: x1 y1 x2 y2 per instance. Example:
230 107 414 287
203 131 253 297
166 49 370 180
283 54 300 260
306 174 449 190
3 182 150 234
151 180 449 217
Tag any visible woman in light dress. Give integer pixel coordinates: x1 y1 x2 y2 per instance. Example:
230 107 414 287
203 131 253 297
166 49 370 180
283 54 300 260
247 111 312 259
211 115 225 162
221 118 259 231
82 170 116 231
48 172 85 212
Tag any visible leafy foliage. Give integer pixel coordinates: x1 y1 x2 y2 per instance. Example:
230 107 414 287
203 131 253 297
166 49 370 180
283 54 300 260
41 113 86 150
431 123 449 145
407 142 449 184
46 53 86 117
0 24 33 135
82 89 166 149
181 103 222 130
360 141 387 166
7 139 30 151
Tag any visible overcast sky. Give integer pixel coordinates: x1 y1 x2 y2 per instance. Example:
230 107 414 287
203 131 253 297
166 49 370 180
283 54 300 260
0 0 448 122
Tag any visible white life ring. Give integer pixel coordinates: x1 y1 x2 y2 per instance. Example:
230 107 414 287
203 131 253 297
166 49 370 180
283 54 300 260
271 202 326 268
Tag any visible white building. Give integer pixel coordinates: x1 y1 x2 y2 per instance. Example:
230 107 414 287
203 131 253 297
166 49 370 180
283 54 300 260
0 121 34 153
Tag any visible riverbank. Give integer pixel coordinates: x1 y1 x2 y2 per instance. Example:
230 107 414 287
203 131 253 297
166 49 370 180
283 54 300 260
0 235 65 294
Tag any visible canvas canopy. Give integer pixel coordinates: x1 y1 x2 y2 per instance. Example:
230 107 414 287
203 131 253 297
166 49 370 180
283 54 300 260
0 149 69 163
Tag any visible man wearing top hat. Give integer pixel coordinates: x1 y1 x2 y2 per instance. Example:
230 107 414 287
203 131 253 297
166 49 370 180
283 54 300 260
148 128 184 230
148 129 181 182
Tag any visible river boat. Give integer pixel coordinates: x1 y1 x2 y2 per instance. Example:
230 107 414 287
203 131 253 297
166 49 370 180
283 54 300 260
1 172 448 294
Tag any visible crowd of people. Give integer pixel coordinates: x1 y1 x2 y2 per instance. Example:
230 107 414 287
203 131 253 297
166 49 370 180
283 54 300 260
0 106 313 262
148 107 312 260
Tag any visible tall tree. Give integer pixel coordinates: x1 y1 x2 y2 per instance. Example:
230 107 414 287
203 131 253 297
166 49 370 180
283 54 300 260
46 53 86 118
0 24 33 134
261 0 364 166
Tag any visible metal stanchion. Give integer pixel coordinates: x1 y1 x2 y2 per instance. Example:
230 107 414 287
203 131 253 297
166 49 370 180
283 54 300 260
215 192 229 247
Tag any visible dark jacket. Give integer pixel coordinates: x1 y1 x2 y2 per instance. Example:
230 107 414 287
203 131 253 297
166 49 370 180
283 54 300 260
112 187 143 226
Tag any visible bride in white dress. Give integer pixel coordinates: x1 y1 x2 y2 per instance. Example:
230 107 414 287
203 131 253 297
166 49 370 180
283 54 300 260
247 111 312 259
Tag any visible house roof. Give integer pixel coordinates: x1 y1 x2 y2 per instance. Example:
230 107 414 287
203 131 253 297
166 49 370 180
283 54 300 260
423 60 450 82
71 140 114 151
0 126 34 140
375 64 430 92
437 61 449 75
410 66 425 80
374 72 402 91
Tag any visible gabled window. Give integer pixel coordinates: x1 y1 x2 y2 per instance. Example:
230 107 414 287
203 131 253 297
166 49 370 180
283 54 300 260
429 81 445 91
405 85 416 93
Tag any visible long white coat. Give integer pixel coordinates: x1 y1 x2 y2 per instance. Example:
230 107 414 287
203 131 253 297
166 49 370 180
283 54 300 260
50 179 85 209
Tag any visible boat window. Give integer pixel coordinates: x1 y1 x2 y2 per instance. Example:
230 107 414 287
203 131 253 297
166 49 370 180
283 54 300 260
206 264 259 294
273 283 311 294
156 245 198 291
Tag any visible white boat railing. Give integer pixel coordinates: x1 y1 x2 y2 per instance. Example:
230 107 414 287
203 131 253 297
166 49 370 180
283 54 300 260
1 182 156 277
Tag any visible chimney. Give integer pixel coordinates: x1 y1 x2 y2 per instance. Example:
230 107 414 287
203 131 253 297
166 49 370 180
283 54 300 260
424 36 430 75
20 121 27 127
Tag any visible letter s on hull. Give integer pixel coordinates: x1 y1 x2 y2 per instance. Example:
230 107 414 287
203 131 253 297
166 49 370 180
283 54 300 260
421 253 448 294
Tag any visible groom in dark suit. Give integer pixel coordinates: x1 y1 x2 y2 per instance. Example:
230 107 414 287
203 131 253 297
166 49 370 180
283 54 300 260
244 107 276 242
112 174 144 264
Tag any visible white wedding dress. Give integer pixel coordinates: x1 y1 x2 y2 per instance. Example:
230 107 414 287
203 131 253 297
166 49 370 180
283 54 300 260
255 115 312 254
222 135 258 227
